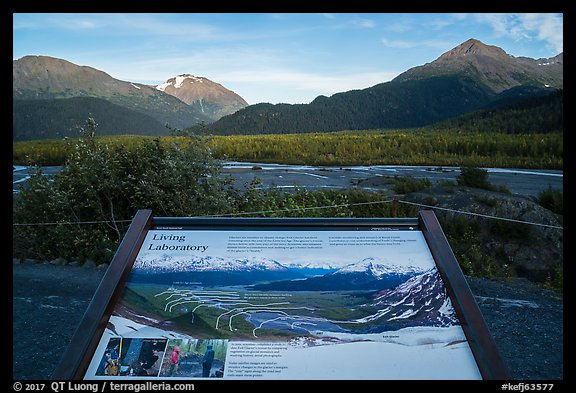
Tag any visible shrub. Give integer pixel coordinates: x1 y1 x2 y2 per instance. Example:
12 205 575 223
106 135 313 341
538 186 563 215
13 119 232 263
392 176 432 194
456 166 511 193
457 166 492 189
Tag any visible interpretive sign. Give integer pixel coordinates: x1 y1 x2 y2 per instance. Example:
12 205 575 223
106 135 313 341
52 210 511 380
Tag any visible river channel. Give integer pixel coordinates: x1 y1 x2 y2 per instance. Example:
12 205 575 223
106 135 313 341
13 162 563 199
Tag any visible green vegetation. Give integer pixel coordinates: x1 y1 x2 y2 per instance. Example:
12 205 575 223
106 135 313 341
432 90 563 134
457 166 510 193
192 78 561 136
392 176 432 194
13 129 563 169
13 119 232 263
14 87 562 168
208 130 562 168
13 97 168 142
125 284 398 340
12 120 563 292
538 186 563 215
441 216 511 278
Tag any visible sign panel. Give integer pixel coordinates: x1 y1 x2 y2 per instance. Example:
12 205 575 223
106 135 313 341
52 211 510 380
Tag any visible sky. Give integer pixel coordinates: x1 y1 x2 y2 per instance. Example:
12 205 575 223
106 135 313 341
12 13 563 105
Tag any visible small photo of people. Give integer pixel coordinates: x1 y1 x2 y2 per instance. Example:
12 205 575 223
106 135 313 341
159 338 227 378
95 337 167 377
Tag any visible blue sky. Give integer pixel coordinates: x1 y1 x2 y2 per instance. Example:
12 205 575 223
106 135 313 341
13 13 563 105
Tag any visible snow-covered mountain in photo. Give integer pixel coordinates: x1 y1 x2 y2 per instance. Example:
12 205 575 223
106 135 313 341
129 254 303 286
285 261 340 271
130 253 434 290
333 257 425 278
251 257 426 291
133 254 288 273
358 269 459 331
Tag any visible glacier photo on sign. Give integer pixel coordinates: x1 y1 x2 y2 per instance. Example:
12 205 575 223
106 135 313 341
84 229 482 380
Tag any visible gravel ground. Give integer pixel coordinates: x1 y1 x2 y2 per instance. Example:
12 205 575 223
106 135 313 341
465 276 563 381
12 261 563 381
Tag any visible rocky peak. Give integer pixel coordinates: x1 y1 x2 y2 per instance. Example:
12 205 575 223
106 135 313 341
394 38 563 93
155 74 248 121
437 38 508 61
13 55 121 96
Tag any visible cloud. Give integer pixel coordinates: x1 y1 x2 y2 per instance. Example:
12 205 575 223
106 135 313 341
217 69 397 90
474 13 563 53
223 68 401 104
381 39 418 49
352 18 376 29
397 13 563 55
518 13 563 53
13 13 229 41
381 38 452 50
123 63 399 104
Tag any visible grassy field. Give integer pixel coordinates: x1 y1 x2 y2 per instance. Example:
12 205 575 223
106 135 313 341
13 129 563 169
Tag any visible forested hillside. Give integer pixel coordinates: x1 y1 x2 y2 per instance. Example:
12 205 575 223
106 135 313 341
195 76 560 136
191 39 561 136
14 40 561 140
12 55 214 140
13 97 169 141
192 75 497 135
430 89 563 134
14 86 562 168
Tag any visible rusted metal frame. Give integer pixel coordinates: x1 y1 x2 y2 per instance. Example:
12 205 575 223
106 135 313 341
51 209 153 380
418 209 512 380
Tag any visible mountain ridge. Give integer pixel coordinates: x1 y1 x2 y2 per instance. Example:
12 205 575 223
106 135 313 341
155 74 248 121
13 39 563 140
333 257 425 278
133 254 289 274
366 269 459 330
394 38 563 93
13 97 168 140
131 253 426 291
12 55 247 140
198 38 562 135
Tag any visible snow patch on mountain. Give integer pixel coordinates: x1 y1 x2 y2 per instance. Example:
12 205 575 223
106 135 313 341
364 269 459 327
134 254 428 277
334 257 425 278
133 254 288 273
285 262 339 270
156 74 204 91
155 82 170 92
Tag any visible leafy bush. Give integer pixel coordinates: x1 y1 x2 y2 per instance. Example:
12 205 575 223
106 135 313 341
392 176 432 194
440 215 507 278
488 220 532 242
538 186 563 215
457 166 492 189
13 119 233 263
231 184 353 218
456 166 511 193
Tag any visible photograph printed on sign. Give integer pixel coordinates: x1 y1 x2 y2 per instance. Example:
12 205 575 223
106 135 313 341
84 229 482 379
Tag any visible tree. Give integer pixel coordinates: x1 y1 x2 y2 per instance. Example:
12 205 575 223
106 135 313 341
457 166 492 190
13 118 233 263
